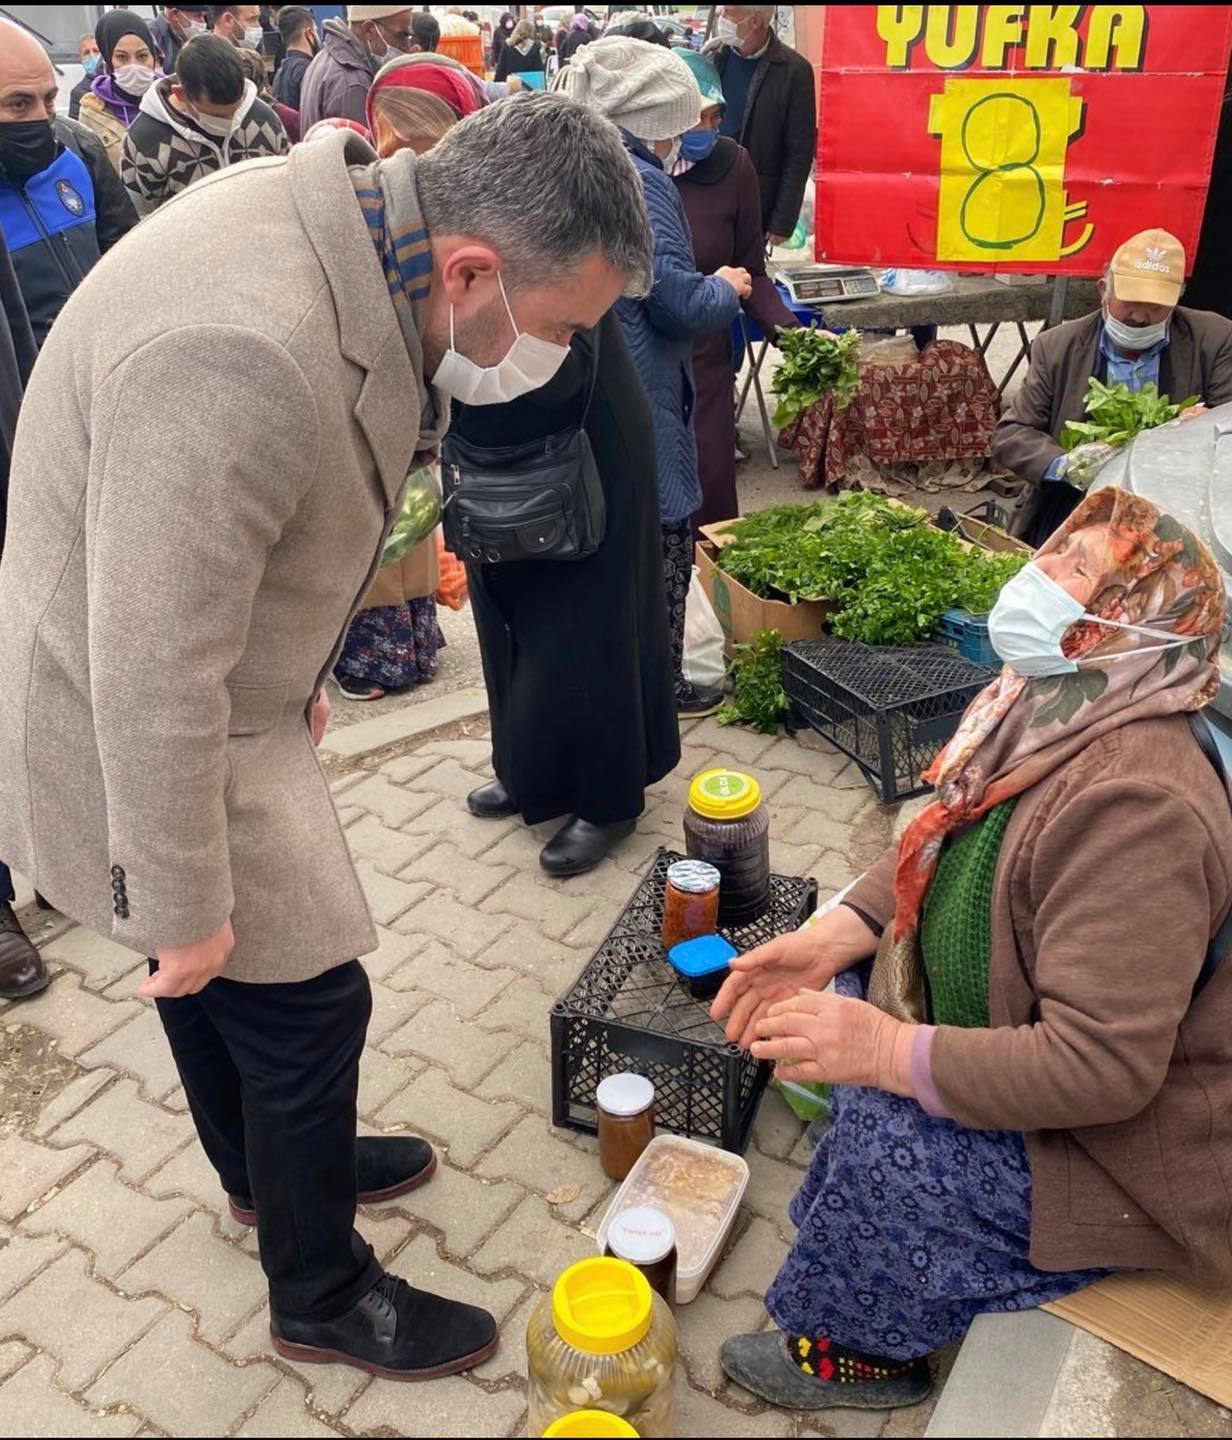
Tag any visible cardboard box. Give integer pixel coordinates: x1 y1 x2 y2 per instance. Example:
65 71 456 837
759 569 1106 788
695 519 834 656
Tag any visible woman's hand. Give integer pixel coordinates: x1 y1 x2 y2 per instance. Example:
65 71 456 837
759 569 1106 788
751 989 916 1095
710 904 879 1049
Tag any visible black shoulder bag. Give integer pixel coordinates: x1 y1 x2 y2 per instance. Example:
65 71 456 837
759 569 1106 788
440 334 605 565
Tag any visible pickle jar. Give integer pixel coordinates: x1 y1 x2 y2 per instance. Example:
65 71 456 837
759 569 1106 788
596 1073 655 1181
542 1413 639 1438
527 1257 677 1439
683 769 771 927
660 859 721 950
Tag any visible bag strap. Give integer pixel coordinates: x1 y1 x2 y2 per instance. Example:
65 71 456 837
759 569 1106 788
578 324 601 427
1188 711 1232 998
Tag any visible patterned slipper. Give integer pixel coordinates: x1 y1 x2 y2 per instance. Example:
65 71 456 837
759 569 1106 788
720 1331 932 1411
336 683 386 702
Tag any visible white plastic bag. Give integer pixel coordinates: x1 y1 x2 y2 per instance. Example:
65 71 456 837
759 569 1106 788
881 268 955 296
683 567 726 691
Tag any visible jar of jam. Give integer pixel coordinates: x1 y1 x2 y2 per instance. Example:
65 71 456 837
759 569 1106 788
596 1074 655 1181
660 859 721 950
604 1206 678 1308
684 769 771 927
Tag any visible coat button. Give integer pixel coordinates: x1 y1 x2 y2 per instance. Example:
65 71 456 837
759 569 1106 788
111 865 125 878
112 878 125 892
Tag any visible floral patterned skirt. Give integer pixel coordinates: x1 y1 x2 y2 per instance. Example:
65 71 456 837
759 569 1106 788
333 598 444 692
764 968 1104 1360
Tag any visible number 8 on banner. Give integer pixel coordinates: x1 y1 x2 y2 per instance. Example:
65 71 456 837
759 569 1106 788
928 76 1095 263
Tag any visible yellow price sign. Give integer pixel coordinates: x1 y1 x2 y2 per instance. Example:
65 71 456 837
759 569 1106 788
928 77 1094 263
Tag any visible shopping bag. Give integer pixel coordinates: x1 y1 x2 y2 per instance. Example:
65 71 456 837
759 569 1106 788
683 566 725 690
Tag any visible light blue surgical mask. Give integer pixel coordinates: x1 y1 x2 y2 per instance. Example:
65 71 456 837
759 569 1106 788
1103 309 1170 352
989 563 1193 678
82 53 102 77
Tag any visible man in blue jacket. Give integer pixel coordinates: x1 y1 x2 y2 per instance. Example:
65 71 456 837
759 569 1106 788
0 18 138 348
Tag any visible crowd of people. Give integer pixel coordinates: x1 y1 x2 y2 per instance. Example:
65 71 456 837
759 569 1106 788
1 2 1230 1426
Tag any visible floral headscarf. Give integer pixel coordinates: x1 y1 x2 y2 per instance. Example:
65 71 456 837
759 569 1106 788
893 487 1226 940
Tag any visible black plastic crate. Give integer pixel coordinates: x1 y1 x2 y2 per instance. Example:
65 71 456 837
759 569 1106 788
782 637 994 803
551 849 817 1152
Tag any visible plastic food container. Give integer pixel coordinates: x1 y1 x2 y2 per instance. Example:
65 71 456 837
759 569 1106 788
527 1258 677 1438
683 769 771 926
667 933 738 999
595 1135 749 1305
543 1412 640 1438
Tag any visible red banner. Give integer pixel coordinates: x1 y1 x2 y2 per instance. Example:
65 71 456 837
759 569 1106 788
817 5 1232 273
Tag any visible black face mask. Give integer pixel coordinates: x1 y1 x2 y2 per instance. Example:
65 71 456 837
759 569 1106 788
0 119 58 183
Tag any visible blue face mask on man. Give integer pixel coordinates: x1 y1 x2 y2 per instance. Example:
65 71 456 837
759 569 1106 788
82 53 102 77
680 126 719 163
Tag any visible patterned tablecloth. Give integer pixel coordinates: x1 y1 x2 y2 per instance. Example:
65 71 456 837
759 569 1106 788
778 340 1001 496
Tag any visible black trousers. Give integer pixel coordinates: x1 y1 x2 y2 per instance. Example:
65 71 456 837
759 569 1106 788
152 958 382 1321
662 518 693 702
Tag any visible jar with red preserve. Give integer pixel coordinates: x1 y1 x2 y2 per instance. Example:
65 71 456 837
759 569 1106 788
660 859 721 950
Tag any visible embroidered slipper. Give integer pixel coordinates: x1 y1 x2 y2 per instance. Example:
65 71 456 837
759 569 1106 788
336 683 386 702
720 1332 932 1411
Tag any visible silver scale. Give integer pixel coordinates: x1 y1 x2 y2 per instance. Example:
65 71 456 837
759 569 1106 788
772 261 880 306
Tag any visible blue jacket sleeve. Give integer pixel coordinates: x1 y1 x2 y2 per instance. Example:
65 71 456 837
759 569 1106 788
641 168 741 343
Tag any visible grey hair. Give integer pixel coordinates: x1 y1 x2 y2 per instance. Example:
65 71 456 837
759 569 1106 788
416 92 653 297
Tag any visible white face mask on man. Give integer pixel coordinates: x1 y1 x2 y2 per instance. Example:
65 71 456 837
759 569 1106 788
988 563 1193 678
1103 308 1170 352
431 272 571 406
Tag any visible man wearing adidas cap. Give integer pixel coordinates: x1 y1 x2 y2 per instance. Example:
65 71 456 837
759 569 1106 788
995 227 1232 544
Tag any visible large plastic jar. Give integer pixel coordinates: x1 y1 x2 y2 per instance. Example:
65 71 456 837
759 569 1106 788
683 769 771 926
527 1258 677 1439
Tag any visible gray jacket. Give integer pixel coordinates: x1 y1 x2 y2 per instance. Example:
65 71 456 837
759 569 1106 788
0 134 433 982
299 17 376 130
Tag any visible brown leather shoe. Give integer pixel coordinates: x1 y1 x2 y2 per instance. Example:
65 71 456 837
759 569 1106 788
0 901 50 1000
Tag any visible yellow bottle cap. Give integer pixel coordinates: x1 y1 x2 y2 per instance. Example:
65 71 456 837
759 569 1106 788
543 1412 640 1438
551 1258 653 1356
688 768 762 821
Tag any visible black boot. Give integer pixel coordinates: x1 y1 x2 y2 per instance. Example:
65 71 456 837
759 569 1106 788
721 1331 932 1411
271 1271 498 1381
229 1135 436 1226
466 779 518 819
539 817 636 878
677 682 725 720
0 902 50 1000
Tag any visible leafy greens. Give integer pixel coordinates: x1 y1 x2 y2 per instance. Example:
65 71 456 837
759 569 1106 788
771 325 862 429
1061 377 1199 451
717 630 789 734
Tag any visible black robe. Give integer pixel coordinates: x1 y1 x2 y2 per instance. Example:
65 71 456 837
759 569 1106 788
452 311 680 826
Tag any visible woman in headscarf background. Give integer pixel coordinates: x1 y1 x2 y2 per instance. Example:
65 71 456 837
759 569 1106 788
710 487 1232 1414
330 53 484 701
490 11 515 72
556 37 751 718
672 49 798 530
493 19 544 84
79 12 163 173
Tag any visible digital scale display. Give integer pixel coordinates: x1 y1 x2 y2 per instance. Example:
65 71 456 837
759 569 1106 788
774 263 880 305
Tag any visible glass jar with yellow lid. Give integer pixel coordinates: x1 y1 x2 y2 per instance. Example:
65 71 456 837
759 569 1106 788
527 1257 677 1438
683 769 771 926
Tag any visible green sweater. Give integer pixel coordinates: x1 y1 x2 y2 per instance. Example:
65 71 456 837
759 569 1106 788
919 800 1017 1029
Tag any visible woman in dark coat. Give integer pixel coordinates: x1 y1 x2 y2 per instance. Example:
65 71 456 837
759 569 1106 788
493 19 544 82
456 311 681 877
673 51 798 529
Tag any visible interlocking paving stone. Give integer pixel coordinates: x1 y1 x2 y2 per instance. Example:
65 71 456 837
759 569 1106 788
0 1133 96 1222
47 1077 192 1185
0 1352 145 1437
373 1064 521 1169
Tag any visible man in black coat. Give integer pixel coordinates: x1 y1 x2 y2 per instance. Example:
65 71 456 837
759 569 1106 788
712 5 816 245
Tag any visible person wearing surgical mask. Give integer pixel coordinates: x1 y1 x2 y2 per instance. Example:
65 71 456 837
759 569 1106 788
68 34 102 121
996 227 1232 546
299 6 415 129
120 33 289 212
713 487 1232 1415
149 7 211 75
712 5 815 245
672 49 798 530
79 13 164 174
556 36 751 721
209 5 267 52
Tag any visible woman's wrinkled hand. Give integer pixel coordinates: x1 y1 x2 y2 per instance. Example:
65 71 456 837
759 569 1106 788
710 928 840 1049
751 989 915 1095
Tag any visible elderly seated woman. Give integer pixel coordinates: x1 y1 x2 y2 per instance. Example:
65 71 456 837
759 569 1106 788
713 488 1232 1412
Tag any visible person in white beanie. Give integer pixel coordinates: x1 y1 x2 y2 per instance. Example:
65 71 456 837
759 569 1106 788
556 37 752 718
299 4 415 129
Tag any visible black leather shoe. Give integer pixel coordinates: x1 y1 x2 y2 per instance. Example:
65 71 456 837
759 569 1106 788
271 1271 498 1381
228 1135 436 1226
540 817 637 878
466 779 518 819
0 902 50 1000
677 683 725 720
